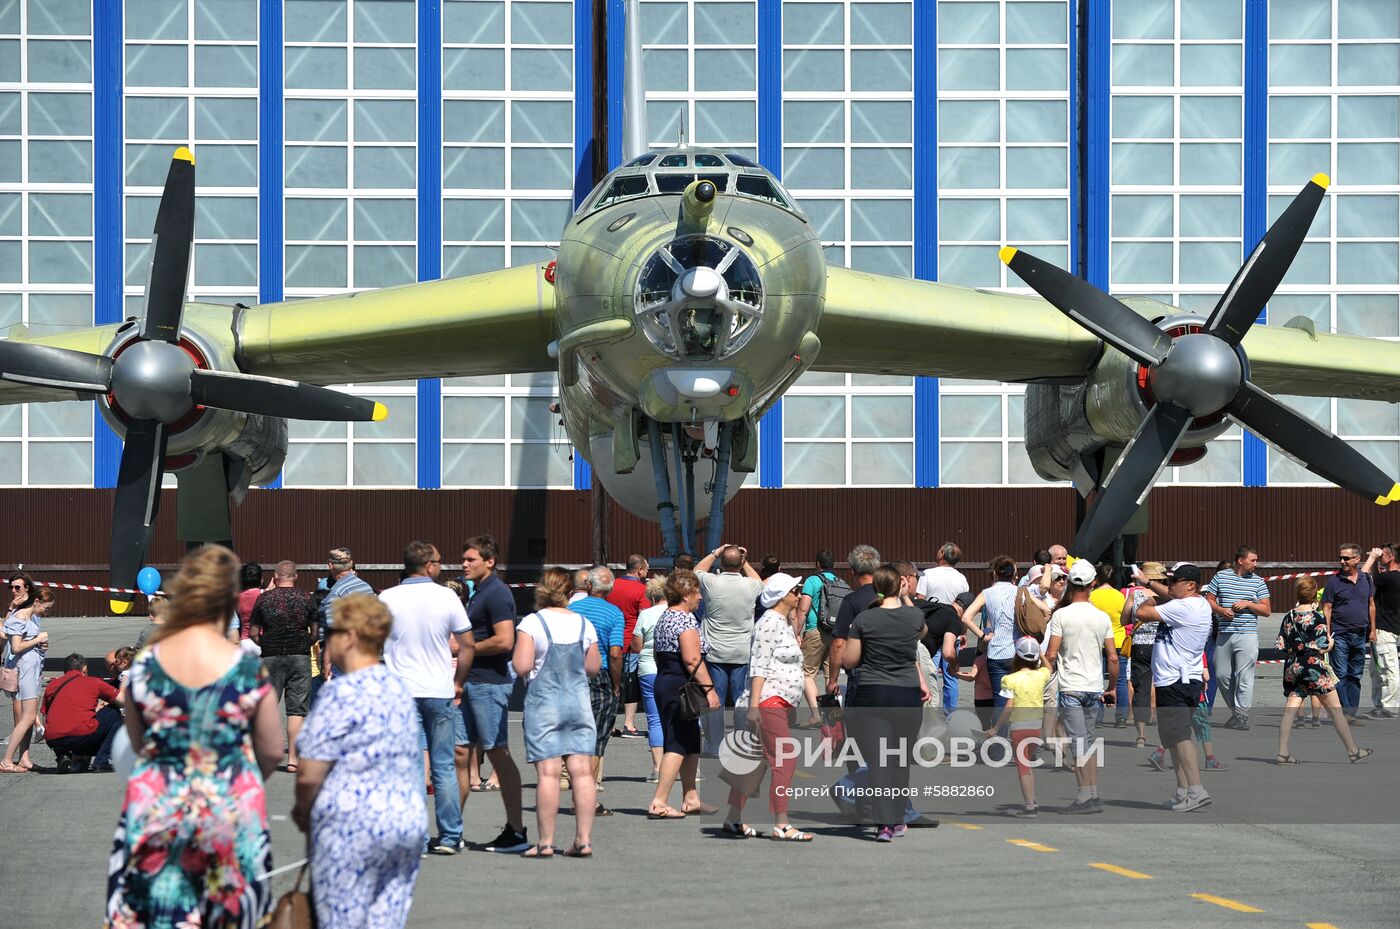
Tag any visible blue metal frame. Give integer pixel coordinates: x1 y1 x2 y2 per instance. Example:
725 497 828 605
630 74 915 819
1242 0 1269 487
1083 0 1110 291
417 0 443 489
92 0 122 488
912 0 938 488
757 0 783 487
571 0 602 490
258 0 285 488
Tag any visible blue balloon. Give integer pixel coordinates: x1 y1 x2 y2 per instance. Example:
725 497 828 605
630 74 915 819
137 566 162 597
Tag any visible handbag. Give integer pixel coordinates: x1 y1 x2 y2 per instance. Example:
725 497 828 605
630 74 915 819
269 860 316 929
677 677 712 721
620 667 641 705
0 666 16 694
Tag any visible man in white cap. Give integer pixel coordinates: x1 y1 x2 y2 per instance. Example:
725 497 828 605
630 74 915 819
1132 562 1212 812
1043 559 1117 814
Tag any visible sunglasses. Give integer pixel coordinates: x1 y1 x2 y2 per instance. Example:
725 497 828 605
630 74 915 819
10 584 24 590
1340 555 1360 562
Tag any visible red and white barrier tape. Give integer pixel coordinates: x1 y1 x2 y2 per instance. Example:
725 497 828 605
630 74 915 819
1261 570 1339 582
31 580 162 597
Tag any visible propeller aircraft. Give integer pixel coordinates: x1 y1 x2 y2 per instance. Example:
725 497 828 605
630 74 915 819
4 0 1400 610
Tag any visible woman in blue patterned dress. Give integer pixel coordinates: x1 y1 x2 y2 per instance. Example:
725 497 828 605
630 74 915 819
107 545 283 929
294 593 425 927
1275 576 1373 765
646 569 720 820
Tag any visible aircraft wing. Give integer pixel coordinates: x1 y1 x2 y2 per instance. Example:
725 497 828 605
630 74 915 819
0 262 558 408
818 265 1400 401
239 262 557 385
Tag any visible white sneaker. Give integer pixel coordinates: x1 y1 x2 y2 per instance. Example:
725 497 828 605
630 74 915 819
1171 791 1211 812
1162 791 1188 810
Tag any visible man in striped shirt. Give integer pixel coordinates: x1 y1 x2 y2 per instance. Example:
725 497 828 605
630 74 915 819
1203 546 1271 731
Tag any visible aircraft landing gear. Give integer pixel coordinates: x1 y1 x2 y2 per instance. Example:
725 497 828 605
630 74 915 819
645 417 734 558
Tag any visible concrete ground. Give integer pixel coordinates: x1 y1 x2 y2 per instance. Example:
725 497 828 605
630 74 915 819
1 616 1396 928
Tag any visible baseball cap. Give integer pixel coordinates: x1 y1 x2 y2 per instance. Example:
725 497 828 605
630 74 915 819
759 572 804 608
1067 560 1097 585
1014 636 1041 661
1165 562 1202 583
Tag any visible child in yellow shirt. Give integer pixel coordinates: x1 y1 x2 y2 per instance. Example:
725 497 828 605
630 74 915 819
984 636 1053 818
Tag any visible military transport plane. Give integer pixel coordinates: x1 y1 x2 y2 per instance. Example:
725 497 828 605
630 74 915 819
4 2 1400 611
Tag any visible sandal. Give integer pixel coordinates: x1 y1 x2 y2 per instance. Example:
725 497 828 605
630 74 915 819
472 781 501 792
1134 737 1147 748
521 844 555 859
0 761 22 773
722 820 757 838
681 801 718 815
647 807 686 820
284 762 299 774
1274 754 1301 765
562 842 593 858
1349 747 1374 763
771 825 814 842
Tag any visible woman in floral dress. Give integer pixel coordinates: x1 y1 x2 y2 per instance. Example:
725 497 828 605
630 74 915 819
1275 576 1373 765
293 593 426 927
107 545 283 929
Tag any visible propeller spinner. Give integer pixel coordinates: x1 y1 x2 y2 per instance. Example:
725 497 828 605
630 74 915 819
1001 173 1400 561
0 148 387 612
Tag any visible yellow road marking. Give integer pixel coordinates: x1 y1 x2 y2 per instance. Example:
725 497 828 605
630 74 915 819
947 822 982 830
1191 894 1264 913
1306 924 1342 929
1089 863 1152 879
1006 838 1057 852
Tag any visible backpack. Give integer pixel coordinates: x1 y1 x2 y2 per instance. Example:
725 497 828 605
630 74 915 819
1014 585 1048 640
815 572 852 633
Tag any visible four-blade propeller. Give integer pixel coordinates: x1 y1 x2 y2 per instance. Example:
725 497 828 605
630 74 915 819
1002 174 1400 561
0 149 387 611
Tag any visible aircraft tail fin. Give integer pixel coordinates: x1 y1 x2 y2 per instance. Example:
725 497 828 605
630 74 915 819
622 0 647 160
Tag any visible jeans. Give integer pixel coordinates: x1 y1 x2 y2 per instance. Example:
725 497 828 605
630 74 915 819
934 651 959 715
1330 630 1368 716
1057 691 1102 762
1205 636 1219 708
1114 655 1131 721
48 705 124 765
987 657 1013 709
702 660 749 754
415 697 462 847
639 672 663 749
1372 629 1399 711
1214 632 1259 717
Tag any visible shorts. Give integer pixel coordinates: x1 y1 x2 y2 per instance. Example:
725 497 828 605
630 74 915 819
462 680 512 750
1057 691 1101 762
589 672 619 757
9 656 42 701
1009 727 1041 776
262 654 311 716
801 627 832 677
1155 679 1204 746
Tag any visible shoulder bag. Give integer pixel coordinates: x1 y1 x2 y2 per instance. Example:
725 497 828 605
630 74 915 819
677 663 713 721
270 859 316 929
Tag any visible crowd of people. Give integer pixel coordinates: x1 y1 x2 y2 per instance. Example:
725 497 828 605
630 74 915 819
2 533 1395 927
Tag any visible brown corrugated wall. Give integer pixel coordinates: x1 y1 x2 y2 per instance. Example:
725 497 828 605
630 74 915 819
2 485 1397 614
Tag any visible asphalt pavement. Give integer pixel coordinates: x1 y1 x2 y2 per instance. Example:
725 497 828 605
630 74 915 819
1 616 1396 928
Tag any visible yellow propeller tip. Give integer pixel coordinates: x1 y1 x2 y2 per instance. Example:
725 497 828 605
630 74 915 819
173 146 195 164
1311 172 1330 189
998 246 1018 265
372 402 389 422
110 599 134 615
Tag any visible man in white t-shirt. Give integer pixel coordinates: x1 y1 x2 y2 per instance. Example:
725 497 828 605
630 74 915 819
380 540 476 855
1133 561 1212 812
916 542 970 604
1044 559 1117 814
694 544 763 754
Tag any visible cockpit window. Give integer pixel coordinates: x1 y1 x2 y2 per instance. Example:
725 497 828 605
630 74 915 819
658 153 689 167
624 153 657 166
725 153 759 168
594 173 649 208
734 174 788 207
634 234 764 361
655 173 730 193
694 153 725 167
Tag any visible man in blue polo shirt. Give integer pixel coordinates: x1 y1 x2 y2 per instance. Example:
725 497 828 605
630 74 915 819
1323 542 1377 724
1203 545 1271 731
460 534 529 853
571 566 625 814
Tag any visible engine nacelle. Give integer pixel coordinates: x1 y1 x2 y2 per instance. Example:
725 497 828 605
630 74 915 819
97 308 288 487
1025 308 1232 485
